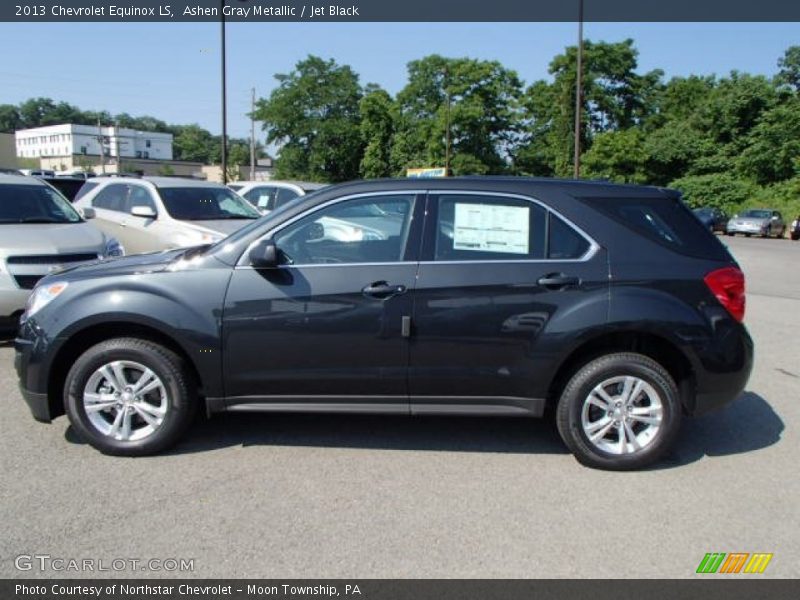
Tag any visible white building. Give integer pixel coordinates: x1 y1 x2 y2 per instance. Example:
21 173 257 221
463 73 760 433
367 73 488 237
15 124 173 162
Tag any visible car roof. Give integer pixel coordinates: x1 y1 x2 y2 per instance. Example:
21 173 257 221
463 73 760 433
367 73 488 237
94 176 228 189
0 173 47 186
235 180 327 189
300 176 675 199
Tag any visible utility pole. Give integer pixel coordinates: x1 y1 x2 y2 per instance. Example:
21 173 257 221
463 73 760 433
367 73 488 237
220 0 228 184
444 66 451 176
250 87 256 180
97 118 105 175
114 120 121 172
573 0 584 179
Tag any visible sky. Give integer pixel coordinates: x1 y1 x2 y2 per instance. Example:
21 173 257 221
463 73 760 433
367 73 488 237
0 22 797 142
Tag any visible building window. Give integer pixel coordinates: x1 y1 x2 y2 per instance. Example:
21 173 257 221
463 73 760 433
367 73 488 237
145 140 151 148
80 146 87 155
143 151 150 159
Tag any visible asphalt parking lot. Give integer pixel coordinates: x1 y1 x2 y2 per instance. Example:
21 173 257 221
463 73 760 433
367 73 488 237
1 235 798 579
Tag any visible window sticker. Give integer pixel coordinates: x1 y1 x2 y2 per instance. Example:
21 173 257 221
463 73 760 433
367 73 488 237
452 203 530 254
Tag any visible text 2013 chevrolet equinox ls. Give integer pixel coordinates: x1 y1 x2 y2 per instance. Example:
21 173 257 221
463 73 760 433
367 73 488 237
15 178 753 470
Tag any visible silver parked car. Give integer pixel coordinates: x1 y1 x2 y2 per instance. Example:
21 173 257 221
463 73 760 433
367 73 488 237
0 174 123 330
726 209 785 238
229 180 327 214
73 177 261 254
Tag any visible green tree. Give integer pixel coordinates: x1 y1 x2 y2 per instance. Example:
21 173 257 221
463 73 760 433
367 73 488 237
0 104 22 132
255 55 363 182
670 173 758 213
583 129 648 184
359 87 395 178
516 39 663 176
776 46 800 91
172 124 217 163
738 99 800 184
391 55 523 175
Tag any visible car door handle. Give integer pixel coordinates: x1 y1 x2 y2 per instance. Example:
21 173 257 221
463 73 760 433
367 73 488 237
537 273 581 289
362 281 407 299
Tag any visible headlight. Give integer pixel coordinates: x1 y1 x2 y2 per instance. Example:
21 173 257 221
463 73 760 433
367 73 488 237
25 281 69 317
104 237 125 258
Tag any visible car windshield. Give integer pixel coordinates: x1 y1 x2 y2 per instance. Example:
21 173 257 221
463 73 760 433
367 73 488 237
0 183 82 224
158 186 261 221
741 209 771 219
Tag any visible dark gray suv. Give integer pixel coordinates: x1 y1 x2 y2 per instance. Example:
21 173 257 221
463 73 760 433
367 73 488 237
15 178 753 470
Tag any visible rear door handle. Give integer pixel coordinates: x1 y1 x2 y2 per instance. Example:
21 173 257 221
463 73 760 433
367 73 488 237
537 273 580 289
362 281 407 299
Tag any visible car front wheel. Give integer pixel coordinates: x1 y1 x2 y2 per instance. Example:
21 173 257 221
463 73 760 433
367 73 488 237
556 353 681 470
64 338 196 456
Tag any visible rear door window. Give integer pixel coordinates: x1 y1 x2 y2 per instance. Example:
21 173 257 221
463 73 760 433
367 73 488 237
548 213 590 259
433 195 547 261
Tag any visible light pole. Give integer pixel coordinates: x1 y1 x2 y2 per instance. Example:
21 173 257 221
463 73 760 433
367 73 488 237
220 0 228 184
573 0 584 179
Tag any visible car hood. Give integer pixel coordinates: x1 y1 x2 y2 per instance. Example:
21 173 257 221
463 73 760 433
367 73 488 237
0 223 105 256
46 247 191 282
185 219 257 236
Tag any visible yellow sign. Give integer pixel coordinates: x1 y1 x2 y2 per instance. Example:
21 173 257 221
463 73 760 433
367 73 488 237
406 167 447 178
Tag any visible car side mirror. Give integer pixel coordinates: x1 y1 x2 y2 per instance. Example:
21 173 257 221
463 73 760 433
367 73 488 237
131 205 157 219
249 239 279 268
82 207 96 220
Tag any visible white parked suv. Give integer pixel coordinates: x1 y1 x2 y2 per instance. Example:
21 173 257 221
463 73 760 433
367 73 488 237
229 180 327 213
0 174 123 331
73 177 262 255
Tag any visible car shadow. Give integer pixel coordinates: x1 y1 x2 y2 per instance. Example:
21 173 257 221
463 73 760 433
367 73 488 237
63 392 783 467
655 392 783 468
169 411 570 456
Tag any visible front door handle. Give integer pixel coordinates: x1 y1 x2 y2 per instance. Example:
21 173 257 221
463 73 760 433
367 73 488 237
537 273 580 290
362 281 407 299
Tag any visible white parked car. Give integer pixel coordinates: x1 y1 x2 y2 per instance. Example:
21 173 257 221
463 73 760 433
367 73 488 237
73 177 262 255
0 174 123 331
229 180 327 213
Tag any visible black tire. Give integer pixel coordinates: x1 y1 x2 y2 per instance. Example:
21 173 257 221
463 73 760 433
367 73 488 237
64 338 196 456
556 353 681 471
745 233 751 238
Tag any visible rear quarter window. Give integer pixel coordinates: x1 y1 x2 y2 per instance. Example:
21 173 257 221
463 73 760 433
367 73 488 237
579 195 730 260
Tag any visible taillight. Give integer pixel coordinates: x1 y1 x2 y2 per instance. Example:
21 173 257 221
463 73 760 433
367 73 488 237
704 266 745 322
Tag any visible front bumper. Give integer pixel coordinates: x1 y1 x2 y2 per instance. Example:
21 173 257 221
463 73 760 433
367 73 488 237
1 273 30 318
726 223 766 235
14 321 58 423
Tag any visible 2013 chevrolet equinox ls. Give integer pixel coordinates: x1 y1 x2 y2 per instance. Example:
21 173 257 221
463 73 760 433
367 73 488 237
15 178 753 470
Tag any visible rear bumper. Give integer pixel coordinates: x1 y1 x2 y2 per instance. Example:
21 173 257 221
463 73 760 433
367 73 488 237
688 321 754 416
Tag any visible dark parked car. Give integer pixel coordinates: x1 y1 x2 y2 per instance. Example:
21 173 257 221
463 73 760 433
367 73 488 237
15 178 753 470
791 215 800 241
692 207 727 233
37 176 88 202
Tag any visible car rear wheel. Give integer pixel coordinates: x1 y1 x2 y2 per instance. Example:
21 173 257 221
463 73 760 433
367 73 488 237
64 338 196 456
556 353 681 470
